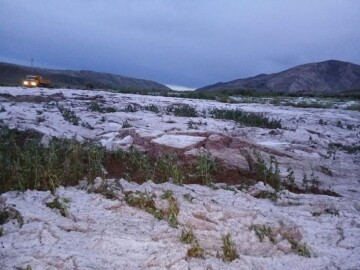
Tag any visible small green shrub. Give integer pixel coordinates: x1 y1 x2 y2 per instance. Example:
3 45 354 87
251 225 274 242
124 191 164 220
196 151 217 186
288 239 311 257
210 108 281 129
124 103 141 112
254 152 283 191
165 193 180 228
58 106 80 125
88 101 104 112
183 193 195 203
122 120 132 128
156 154 184 185
328 142 360 155
88 102 117 113
344 103 360 111
144 104 160 113
0 127 104 193
253 191 278 202
284 101 331 109
180 227 196 244
0 207 23 227
222 234 239 262
125 190 179 227
187 119 207 129
81 121 94 130
167 104 198 117
187 239 204 258
46 197 70 217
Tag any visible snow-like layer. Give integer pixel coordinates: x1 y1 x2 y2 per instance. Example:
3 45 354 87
1 180 359 269
0 86 360 269
151 135 206 149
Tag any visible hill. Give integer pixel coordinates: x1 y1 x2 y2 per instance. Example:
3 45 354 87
197 60 360 94
0 62 170 91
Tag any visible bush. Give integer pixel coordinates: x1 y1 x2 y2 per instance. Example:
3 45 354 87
210 108 281 129
167 104 198 117
0 127 104 193
144 104 160 113
254 152 283 191
58 106 80 125
344 103 360 111
88 101 117 113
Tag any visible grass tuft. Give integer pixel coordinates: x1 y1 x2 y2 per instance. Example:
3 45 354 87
167 104 198 117
46 197 70 217
222 233 239 262
58 106 80 125
210 108 281 129
187 240 204 258
0 127 104 193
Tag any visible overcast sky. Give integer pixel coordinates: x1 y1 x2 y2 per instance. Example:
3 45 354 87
1 0 359 89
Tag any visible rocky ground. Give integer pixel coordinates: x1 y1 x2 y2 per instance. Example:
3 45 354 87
0 87 359 269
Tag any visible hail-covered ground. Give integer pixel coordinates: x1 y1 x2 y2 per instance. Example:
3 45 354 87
0 87 359 269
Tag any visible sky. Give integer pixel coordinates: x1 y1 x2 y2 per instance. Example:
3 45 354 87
1 1 360 89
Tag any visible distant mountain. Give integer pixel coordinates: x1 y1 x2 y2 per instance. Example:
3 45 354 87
0 62 170 91
197 60 360 94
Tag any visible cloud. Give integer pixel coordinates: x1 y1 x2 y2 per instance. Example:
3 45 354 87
1 0 360 87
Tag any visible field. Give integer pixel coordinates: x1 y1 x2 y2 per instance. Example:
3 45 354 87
0 86 359 269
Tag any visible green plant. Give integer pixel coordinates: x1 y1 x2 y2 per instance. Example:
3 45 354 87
0 207 24 227
167 104 198 117
187 239 204 258
328 142 360 155
105 106 117 113
125 190 179 227
180 227 196 244
156 154 184 185
344 103 360 111
36 116 46 123
165 193 180 228
124 103 141 112
284 101 332 109
122 120 132 128
288 239 311 257
124 191 164 220
0 127 105 193
196 151 216 186
285 167 295 185
187 119 207 129
336 120 343 128
46 197 70 217
81 121 94 130
88 101 117 113
210 108 281 129
58 106 80 125
251 225 274 242
222 234 239 262
144 104 160 113
318 119 327 125
88 101 104 113
183 193 195 203
253 191 278 202
254 152 283 191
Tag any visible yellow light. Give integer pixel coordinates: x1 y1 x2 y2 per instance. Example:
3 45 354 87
31 82 37 86
23 81 28 85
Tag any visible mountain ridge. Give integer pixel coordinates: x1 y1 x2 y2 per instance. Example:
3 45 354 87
0 62 170 91
197 60 360 94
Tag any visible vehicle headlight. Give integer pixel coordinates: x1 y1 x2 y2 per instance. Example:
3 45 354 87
31 82 37 86
23 81 28 85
